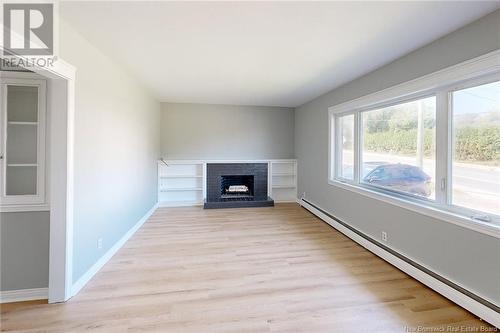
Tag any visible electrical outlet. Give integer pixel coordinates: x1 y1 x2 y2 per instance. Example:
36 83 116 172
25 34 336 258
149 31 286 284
381 231 388 242
97 238 103 249
302 192 306 199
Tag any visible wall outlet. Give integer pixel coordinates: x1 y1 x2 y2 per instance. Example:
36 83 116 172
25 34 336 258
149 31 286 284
381 231 388 242
97 238 103 249
302 192 306 200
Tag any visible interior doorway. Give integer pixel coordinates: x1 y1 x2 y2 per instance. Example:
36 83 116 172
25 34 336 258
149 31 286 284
0 54 76 303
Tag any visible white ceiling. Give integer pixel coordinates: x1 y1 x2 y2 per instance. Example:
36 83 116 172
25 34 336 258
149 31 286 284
60 2 500 107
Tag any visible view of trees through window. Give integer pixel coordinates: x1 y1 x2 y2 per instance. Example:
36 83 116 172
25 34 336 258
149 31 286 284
452 80 500 216
361 97 436 198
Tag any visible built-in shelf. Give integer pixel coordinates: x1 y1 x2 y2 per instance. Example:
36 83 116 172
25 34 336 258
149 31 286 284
160 175 203 179
160 187 203 192
8 121 37 125
272 185 296 189
158 161 205 206
270 160 297 203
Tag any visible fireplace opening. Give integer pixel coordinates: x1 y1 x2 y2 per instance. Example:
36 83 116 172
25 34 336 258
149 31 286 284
220 175 254 201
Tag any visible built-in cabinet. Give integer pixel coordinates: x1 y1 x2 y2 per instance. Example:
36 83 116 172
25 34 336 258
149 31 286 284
158 161 205 207
269 160 297 203
0 76 47 209
158 160 297 207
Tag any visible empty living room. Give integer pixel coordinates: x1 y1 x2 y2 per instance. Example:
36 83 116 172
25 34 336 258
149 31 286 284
0 1 499 332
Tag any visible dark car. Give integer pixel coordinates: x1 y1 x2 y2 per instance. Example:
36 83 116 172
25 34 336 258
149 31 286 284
363 163 432 197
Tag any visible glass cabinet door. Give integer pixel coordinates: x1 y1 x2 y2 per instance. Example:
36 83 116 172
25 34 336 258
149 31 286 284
1 78 46 205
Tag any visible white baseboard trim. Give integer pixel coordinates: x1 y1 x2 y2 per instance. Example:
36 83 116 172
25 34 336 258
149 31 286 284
298 198 500 328
71 203 159 297
0 288 48 303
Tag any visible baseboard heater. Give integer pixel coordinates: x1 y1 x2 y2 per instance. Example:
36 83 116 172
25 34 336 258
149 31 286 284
299 198 499 327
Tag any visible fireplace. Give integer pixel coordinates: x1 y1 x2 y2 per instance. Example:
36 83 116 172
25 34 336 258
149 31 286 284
220 175 254 201
204 163 274 209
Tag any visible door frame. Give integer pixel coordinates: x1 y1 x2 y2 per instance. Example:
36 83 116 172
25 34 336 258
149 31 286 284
1 51 76 303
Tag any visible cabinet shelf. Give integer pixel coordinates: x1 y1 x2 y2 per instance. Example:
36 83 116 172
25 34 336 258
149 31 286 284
8 121 37 125
160 175 203 179
160 187 203 192
272 185 296 189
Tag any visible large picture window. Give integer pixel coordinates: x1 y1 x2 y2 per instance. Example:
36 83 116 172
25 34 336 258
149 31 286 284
329 55 500 230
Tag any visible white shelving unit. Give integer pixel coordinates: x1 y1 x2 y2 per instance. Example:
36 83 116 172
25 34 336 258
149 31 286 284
269 160 297 203
158 159 297 207
158 161 204 207
269 160 297 202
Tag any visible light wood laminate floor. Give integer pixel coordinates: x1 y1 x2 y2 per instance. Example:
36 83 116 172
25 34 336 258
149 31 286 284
1 204 494 332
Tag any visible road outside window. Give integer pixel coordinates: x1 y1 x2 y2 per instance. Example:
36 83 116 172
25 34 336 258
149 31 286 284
452 81 500 216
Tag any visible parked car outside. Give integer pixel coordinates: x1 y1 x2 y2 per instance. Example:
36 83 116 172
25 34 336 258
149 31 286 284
362 163 432 197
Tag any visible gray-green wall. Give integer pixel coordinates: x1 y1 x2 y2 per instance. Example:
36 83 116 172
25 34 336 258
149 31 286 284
0 212 49 290
60 20 161 283
161 103 294 160
294 10 500 306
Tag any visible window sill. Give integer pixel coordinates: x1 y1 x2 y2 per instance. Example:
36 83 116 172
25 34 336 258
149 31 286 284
0 204 50 213
328 179 499 238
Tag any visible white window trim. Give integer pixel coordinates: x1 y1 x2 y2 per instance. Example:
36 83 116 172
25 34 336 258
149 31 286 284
0 75 48 210
328 50 500 238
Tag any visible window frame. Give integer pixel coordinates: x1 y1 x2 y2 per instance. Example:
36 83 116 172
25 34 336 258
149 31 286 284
328 50 500 237
0 76 47 208
334 112 356 182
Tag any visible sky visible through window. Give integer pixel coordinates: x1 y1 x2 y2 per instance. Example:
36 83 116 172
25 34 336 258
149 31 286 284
453 80 500 116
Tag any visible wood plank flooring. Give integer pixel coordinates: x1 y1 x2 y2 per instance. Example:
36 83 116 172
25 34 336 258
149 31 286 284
1 204 494 332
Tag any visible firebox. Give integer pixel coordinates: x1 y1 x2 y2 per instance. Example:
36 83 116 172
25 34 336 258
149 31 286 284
220 175 254 201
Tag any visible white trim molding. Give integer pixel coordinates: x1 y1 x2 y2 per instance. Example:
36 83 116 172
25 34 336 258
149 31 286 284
0 203 50 212
71 203 158 297
0 288 48 304
298 198 500 328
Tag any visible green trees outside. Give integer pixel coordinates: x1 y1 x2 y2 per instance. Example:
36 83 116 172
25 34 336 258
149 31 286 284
454 127 499 162
361 103 499 164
